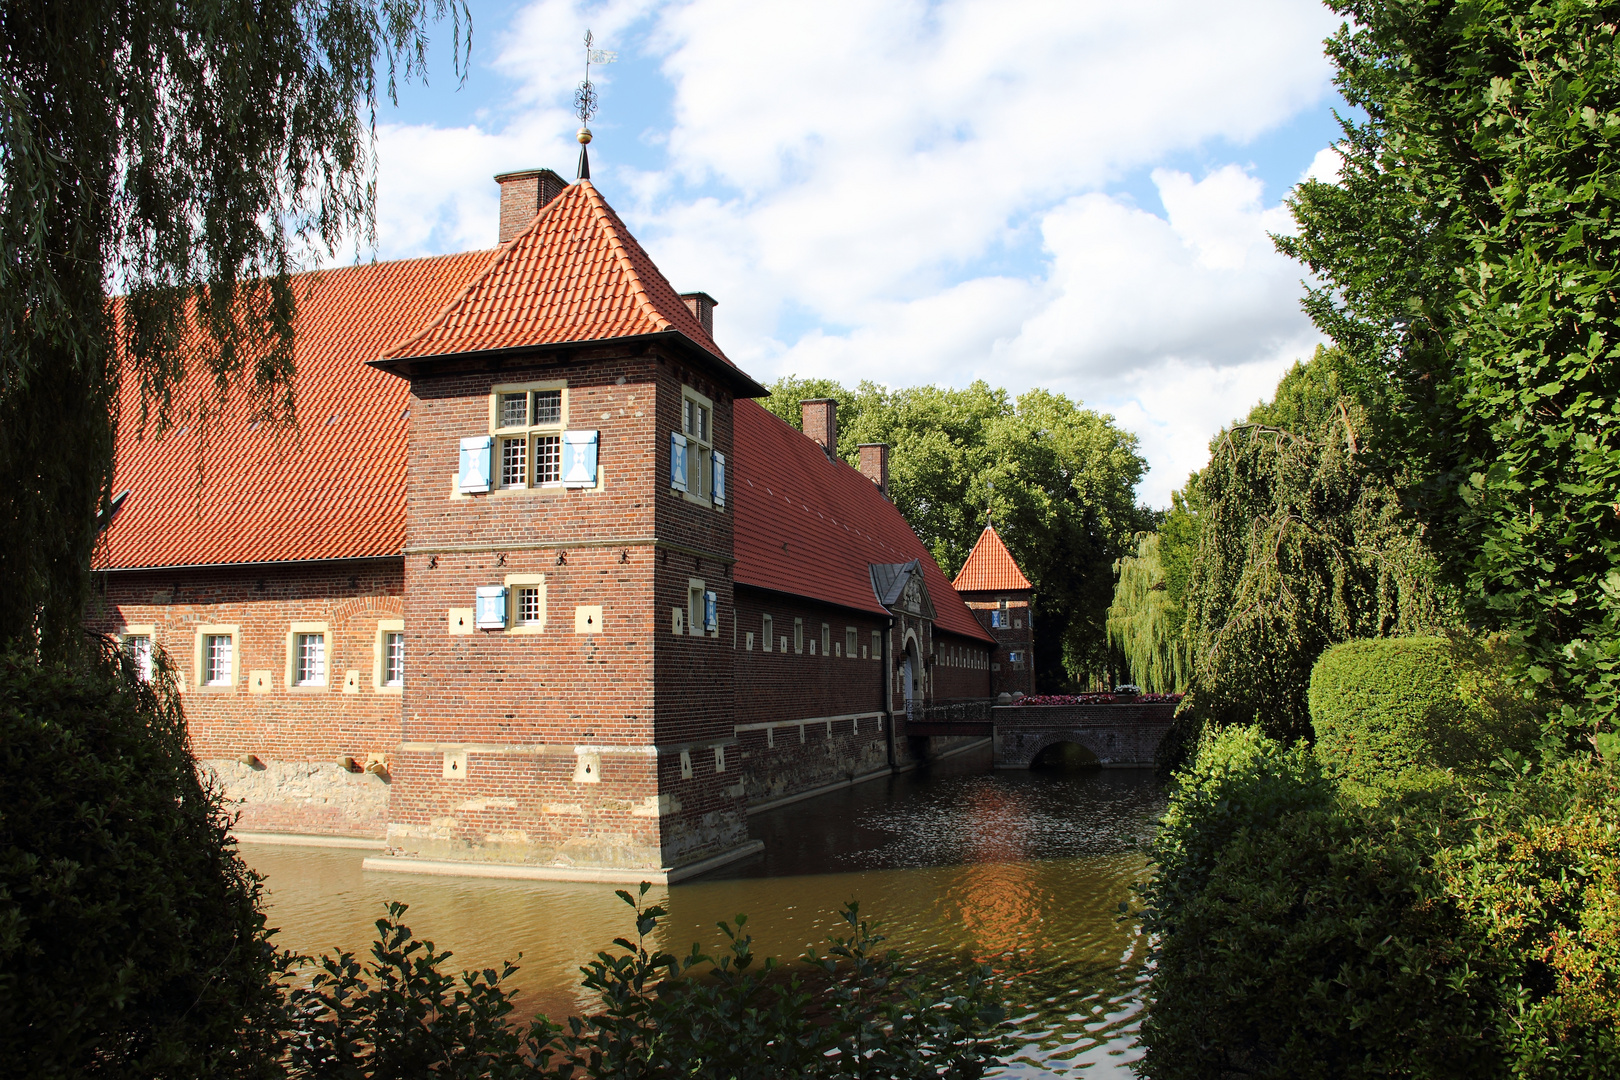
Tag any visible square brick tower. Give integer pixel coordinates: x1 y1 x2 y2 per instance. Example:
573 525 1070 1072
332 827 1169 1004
952 524 1037 696
367 177 769 882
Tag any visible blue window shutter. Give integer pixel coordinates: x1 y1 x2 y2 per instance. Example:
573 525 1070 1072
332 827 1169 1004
704 590 718 633
712 451 726 507
475 586 507 628
562 430 599 487
458 436 493 493
670 432 688 492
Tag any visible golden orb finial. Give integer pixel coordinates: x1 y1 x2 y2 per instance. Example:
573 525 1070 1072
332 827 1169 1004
577 127 593 145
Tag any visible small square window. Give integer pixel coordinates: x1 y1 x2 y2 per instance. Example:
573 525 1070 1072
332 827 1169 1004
205 634 233 686
532 389 563 425
534 434 561 485
498 392 528 428
295 633 326 686
385 632 404 686
516 587 543 625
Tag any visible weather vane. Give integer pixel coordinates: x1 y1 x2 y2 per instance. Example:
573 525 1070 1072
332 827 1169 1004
574 29 616 180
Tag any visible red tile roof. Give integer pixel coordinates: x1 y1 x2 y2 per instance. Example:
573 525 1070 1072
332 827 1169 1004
951 525 1032 592
382 181 726 364
733 402 992 642
97 251 491 570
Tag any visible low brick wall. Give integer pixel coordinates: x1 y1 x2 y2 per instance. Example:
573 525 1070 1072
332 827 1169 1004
990 702 1176 768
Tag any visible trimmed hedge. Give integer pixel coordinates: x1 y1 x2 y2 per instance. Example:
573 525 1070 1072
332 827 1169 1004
1308 636 1538 790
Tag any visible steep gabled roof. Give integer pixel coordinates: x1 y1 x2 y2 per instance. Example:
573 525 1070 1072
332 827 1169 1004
381 180 728 365
952 524 1032 593
733 401 992 642
97 251 490 570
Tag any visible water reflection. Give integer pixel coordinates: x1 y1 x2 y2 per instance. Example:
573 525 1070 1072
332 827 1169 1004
244 745 1164 1077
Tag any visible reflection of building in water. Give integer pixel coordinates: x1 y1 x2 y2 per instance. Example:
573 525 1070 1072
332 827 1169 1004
90 167 1039 883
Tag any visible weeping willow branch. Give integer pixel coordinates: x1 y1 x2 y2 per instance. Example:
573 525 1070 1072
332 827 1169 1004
1107 533 1188 693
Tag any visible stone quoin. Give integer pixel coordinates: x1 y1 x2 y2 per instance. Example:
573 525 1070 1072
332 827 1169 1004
89 171 1037 882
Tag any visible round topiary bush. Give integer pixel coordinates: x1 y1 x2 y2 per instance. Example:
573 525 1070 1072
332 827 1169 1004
0 641 288 1077
1308 636 1537 789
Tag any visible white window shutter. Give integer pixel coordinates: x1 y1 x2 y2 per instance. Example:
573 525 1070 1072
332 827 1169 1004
458 436 493 493
704 590 718 633
670 432 688 492
712 451 726 507
562 430 599 487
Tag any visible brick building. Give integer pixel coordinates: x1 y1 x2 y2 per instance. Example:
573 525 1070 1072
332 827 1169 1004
952 524 1038 698
90 170 1037 883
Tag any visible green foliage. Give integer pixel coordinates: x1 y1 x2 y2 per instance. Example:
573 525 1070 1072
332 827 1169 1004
1141 728 1620 1078
762 376 1149 689
0 0 468 653
289 886 1010 1079
1106 533 1188 693
1278 0 1620 737
0 642 291 1077
1309 636 1540 793
1169 347 1449 753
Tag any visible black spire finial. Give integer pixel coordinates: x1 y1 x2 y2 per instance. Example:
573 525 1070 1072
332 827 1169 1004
573 29 614 181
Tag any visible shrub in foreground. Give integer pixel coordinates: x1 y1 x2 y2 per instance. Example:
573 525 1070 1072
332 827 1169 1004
1139 726 1620 1079
289 888 1010 1079
0 643 289 1078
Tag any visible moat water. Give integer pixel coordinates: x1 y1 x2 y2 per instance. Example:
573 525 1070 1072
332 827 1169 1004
244 744 1165 1077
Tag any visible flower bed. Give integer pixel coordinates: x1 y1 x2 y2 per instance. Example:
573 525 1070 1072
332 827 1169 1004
1015 692 1184 707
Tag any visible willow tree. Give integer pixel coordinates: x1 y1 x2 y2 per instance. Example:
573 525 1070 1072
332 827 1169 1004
1107 534 1188 693
0 0 467 654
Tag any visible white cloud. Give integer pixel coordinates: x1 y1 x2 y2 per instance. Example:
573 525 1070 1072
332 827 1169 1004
364 0 1343 508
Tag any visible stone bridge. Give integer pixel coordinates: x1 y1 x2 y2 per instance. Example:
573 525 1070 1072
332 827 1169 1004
906 701 1176 768
989 702 1174 767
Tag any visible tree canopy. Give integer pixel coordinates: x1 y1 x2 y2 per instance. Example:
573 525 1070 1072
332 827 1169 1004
1278 0 1620 739
0 0 467 653
762 376 1149 690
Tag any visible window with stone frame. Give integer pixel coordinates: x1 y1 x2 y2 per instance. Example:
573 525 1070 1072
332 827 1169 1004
205 634 233 686
794 618 803 654
845 626 857 659
124 633 154 682
295 632 327 686
492 383 567 488
385 632 405 686
821 623 830 657
681 386 714 501
762 614 773 653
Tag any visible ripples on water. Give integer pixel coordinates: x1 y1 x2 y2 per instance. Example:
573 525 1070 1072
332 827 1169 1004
244 744 1165 1078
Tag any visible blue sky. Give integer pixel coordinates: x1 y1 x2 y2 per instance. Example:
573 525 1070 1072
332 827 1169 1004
362 0 1349 506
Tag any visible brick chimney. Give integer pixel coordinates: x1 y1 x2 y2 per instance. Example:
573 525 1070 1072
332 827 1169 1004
858 443 889 498
801 399 838 457
495 169 568 244
680 292 717 336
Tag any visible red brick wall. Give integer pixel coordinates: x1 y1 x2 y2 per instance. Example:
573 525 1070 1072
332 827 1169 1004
961 589 1036 695
87 561 404 836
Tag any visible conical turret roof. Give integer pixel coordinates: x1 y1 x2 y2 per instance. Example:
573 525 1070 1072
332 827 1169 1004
951 524 1031 592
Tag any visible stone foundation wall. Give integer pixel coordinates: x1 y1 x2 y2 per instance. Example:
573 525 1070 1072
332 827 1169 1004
212 757 391 838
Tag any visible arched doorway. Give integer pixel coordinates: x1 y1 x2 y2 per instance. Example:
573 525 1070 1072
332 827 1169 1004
901 641 917 720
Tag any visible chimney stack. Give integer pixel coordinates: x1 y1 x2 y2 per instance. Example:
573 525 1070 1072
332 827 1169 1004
680 292 718 336
858 443 889 498
801 399 838 458
495 169 568 244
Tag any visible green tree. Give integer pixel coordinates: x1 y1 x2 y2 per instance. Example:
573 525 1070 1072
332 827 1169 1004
1107 533 1189 693
1168 349 1449 751
0 0 468 654
762 377 1149 689
1277 0 1620 739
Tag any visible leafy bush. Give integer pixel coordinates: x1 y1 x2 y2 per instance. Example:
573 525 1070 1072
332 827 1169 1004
1309 636 1539 791
0 642 289 1078
290 887 1010 1080
1140 727 1620 1079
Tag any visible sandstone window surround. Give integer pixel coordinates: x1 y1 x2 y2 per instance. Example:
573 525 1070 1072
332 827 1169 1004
761 614 773 652
871 630 881 663
821 622 830 657
845 626 857 660
687 578 717 638
671 384 724 510
193 624 239 691
121 624 156 682
284 622 330 689
458 380 601 496
794 617 804 655
372 619 405 693
504 573 548 635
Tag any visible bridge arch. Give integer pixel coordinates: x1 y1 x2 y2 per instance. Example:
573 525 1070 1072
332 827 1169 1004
1030 739 1101 770
993 725 1139 769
